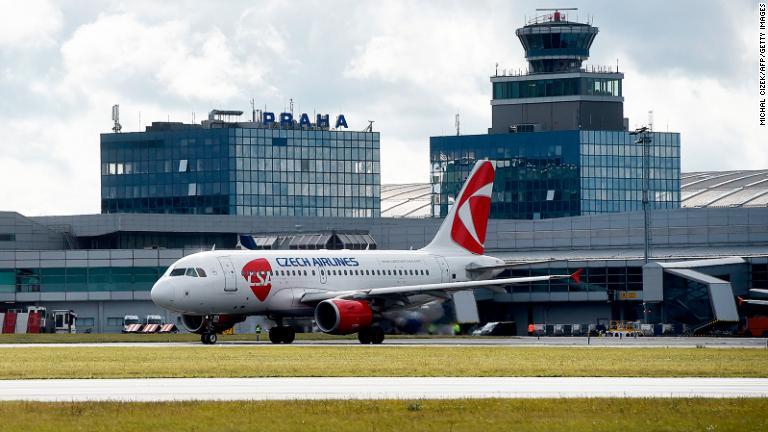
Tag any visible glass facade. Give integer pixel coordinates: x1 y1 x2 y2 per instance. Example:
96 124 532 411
430 130 681 220
492 76 621 100
0 267 166 293
431 131 581 220
580 130 680 214
101 126 381 217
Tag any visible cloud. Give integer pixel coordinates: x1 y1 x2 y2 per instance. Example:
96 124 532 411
0 0 62 48
0 0 764 216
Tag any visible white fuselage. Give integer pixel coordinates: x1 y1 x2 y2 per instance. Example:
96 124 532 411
150 249 503 317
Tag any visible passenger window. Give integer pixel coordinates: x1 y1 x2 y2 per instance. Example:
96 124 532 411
170 268 185 277
426 270 430 276
320 270 324 276
312 270 316 276
292 270 296 276
185 268 198 277
196 268 207 277
303 270 307 276
398 270 402 276
343 270 348 276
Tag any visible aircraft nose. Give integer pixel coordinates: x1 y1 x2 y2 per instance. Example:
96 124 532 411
151 279 173 307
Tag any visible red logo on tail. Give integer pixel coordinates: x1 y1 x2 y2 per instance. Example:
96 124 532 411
450 161 494 254
242 258 272 302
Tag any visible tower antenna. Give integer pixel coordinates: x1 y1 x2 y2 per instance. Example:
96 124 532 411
455 113 460 136
111 104 122 133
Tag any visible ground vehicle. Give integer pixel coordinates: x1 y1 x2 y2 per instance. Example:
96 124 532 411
52 310 77 334
739 316 768 337
472 321 517 336
145 315 163 325
151 161 580 345
122 315 141 333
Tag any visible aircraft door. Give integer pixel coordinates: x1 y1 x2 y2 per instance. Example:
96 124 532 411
218 256 238 292
436 257 450 283
319 268 327 284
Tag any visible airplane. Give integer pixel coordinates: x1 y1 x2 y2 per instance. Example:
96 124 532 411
738 296 768 307
150 160 581 344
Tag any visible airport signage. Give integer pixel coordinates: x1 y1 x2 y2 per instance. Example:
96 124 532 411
262 112 348 129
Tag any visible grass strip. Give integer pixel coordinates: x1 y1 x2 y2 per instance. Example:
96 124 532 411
0 399 765 432
0 346 764 379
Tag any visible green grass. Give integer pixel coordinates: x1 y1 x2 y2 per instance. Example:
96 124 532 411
0 399 765 432
0 346 765 379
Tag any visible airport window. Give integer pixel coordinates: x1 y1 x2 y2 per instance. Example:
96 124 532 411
79 317 95 327
107 317 123 327
0 234 15 242
196 268 207 277
170 268 185 277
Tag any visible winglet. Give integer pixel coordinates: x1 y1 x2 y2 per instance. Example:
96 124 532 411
570 269 583 284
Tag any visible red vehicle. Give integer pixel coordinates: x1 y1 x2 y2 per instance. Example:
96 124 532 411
739 316 768 337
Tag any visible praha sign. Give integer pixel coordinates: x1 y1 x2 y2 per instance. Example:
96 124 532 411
262 112 348 129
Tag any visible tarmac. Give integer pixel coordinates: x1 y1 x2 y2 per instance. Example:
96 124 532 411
0 336 766 349
0 377 765 401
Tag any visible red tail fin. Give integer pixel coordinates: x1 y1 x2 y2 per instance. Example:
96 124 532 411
570 269 583 285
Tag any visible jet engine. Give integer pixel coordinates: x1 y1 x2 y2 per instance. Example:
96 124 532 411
180 314 246 334
314 299 372 334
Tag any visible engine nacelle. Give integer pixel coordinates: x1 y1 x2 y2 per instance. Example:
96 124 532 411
180 314 246 334
314 299 373 335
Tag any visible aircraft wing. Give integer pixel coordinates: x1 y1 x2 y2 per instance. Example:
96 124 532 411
749 288 768 297
300 270 581 303
739 297 768 307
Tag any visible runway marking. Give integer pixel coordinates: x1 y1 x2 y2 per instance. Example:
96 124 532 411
0 377 766 401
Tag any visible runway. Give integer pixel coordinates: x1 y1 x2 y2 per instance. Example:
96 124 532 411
0 336 765 349
0 377 766 401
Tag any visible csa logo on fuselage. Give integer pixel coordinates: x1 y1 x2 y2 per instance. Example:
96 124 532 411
242 258 272 302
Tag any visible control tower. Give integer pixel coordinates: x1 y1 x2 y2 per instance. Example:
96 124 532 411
490 9 624 133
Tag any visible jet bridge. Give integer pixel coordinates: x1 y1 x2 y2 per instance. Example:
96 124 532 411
643 257 742 328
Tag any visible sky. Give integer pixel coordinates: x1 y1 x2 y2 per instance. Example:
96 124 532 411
0 0 763 216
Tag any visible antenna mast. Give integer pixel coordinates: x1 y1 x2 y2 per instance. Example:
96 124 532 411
455 113 460 136
111 104 122 133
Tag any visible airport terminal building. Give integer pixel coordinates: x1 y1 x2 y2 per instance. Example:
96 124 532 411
102 110 381 218
1 201 767 334
431 11 681 220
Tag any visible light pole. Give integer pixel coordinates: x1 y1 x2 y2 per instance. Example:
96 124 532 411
630 126 652 323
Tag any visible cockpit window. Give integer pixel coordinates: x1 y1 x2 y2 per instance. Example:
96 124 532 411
170 268 186 277
196 268 207 277
185 268 198 277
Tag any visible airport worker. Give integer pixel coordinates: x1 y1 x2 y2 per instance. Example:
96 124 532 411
255 324 262 341
452 323 461 335
527 323 535 335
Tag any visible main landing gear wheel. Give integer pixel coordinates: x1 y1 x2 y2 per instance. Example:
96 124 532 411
358 326 385 344
269 326 296 344
201 333 217 345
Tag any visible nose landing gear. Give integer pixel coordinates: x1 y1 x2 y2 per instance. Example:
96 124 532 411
201 333 217 345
